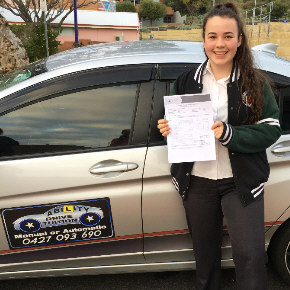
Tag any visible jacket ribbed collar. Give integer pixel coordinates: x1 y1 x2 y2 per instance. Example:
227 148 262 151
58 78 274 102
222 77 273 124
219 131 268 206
193 59 240 84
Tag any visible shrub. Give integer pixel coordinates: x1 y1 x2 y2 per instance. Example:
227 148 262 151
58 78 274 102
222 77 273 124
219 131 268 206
116 1 137 12
139 0 167 26
10 23 61 62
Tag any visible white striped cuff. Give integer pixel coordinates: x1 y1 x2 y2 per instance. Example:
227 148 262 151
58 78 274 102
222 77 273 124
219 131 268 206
219 123 233 146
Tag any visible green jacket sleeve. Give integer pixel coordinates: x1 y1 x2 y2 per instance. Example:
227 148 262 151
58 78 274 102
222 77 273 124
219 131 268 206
219 84 282 153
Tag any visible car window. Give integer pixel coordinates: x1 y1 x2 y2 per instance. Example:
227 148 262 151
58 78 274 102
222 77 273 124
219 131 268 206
279 85 290 133
149 68 290 143
149 63 198 145
0 83 138 158
149 80 168 145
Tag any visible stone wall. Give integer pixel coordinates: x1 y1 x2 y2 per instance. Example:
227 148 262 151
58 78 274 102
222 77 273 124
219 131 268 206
0 14 29 73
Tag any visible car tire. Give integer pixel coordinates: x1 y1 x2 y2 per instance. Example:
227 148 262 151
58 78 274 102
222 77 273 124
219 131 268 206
268 222 290 285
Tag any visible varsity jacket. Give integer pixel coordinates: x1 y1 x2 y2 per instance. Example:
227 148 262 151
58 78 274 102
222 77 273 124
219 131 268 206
170 61 282 206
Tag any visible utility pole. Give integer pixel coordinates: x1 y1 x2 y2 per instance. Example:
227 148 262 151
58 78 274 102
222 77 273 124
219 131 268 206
74 0 79 46
40 0 49 57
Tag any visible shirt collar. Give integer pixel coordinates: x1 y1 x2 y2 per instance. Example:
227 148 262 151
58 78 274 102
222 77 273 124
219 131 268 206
202 61 231 82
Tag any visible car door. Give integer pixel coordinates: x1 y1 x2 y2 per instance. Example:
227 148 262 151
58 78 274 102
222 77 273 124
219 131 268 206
264 76 290 234
142 64 290 266
0 64 154 278
142 63 197 264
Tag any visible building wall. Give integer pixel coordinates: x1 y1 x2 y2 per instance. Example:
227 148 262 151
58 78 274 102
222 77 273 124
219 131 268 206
79 27 138 42
58 26 139 49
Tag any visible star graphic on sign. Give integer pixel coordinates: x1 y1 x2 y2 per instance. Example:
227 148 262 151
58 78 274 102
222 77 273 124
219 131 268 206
80 213 100 226
86 216 95 222
25 222 35 229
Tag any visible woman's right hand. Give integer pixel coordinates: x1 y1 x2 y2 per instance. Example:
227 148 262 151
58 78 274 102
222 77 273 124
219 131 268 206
157 119 170 137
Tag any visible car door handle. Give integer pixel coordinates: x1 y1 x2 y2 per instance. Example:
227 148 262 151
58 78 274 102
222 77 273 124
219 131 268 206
271 143 290 155
90 160 139 176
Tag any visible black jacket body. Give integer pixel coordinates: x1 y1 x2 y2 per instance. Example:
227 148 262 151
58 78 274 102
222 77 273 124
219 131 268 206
170 62 281 206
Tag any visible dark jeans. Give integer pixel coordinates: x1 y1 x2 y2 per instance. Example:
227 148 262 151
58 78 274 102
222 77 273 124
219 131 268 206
183 175 266 290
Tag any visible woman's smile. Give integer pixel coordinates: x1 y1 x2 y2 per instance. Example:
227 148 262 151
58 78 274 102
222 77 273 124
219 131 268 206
214 51 228 55
214 51 227 54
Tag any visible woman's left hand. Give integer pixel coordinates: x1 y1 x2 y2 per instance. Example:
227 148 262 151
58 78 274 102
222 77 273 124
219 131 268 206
211 121 224 139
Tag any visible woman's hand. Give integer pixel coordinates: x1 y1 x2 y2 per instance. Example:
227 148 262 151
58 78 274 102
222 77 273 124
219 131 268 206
157 119 170 137
211 121 224 139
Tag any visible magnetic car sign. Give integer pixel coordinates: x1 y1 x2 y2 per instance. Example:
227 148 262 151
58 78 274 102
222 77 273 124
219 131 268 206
1 198 114 249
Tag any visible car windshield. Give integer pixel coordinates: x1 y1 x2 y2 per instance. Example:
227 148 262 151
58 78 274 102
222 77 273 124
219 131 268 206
0 60 47 92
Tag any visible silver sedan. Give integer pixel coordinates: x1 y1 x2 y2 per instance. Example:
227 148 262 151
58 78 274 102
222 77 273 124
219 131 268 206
0 40 289 285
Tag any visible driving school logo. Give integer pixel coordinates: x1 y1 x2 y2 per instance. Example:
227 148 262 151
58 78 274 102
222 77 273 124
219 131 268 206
1 198 114 249
14 204 104 232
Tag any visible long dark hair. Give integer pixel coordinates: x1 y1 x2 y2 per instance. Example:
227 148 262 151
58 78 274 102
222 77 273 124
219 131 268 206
202 2 267 124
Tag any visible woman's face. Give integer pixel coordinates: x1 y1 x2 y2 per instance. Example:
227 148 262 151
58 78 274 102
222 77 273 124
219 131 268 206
203 16 242 73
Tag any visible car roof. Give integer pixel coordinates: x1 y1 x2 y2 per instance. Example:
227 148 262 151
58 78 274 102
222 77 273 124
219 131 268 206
1 40 289 98
46 40 290 77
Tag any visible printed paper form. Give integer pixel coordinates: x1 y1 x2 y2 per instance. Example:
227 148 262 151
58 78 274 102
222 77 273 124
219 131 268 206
164 93 216 163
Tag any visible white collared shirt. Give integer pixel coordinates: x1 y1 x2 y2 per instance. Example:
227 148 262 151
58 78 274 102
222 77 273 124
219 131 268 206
192 62 233 179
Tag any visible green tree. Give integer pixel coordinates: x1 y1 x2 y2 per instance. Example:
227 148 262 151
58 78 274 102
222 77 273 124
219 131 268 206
116 1 137 12
241 0 255 10
183 0 209 17
10 23 60 62
164 0 187 15
0 0 95 26
268 0 288 20
139 0 167 26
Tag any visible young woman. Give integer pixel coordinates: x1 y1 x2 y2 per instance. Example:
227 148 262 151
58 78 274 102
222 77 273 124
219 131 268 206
157 3 281 290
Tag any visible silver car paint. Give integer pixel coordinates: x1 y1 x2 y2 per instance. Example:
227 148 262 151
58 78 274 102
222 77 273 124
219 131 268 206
1 41 289 98
0 40 289 280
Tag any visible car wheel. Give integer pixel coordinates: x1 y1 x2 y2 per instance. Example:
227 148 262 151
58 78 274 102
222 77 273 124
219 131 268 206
80 212 101 226
19 219 41 232
268 222 290 285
